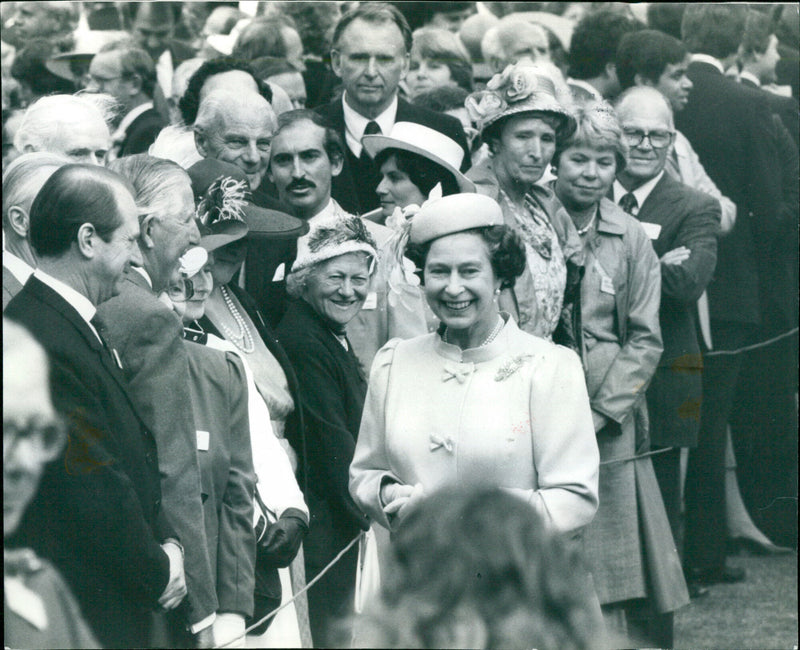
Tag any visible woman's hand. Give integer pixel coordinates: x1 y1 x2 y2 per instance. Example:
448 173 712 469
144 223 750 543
382 482 425 521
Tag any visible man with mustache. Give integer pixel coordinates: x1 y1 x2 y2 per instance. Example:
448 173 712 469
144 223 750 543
268 109 428 372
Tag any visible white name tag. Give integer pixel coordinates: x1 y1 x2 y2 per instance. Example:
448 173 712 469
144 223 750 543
600 276 616 295
197 430 210 451
641 222 662 240
272 263 285 282
362 291 378 310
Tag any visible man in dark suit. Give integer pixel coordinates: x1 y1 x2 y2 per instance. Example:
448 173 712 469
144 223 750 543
612 87 719 647
95 155 218 645
676 4 784 588
5 164 186 648
315 2 470 215
613 85 720 563
87 44 165 159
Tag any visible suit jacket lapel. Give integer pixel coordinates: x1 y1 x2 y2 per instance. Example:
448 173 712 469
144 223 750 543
637 173 675 227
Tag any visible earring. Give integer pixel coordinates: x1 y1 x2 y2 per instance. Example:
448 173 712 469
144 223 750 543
550 165 558 175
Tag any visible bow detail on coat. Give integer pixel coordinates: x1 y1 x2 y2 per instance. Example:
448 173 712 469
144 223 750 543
429 434 455 453
441 361 475 384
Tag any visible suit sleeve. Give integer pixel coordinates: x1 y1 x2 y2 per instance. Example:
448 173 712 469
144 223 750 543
49 358 171 606
216 353 256 616
108 305 218 623
660 195 720 302
591 224 664 425
285 337 370 532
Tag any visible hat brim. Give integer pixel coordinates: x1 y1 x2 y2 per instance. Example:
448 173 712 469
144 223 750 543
244 204 309 240
483 103 576 139
200 220 248 252
362 134 476 194
45 53 94 82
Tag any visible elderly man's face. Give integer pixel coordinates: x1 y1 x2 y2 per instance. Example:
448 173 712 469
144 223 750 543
87 51 128 107
149 184 201 291
269 119 342 219
331 17 410 118
509 27 550 66
617 95 674 186
48 116 111 166
200 102 275 190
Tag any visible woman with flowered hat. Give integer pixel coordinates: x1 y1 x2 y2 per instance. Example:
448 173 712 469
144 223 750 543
465 61 583 348
350 192 599 541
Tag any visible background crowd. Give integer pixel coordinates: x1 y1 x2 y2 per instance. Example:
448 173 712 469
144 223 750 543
2 2 797 649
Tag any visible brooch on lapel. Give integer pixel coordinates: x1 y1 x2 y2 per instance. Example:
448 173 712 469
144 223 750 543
495 354 532 382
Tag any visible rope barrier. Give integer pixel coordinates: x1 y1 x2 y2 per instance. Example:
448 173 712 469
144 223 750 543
703 327 798 357
599 445 673 467
215 533 362 649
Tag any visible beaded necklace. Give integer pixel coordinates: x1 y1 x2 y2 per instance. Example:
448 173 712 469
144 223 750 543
218 285 255 353
444 315 504 349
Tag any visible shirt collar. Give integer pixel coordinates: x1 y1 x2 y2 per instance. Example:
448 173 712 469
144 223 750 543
3 251 34 285
342 92 398 157
133 265 153 288
613 171 665 213
739 70 761 87
112 102 154 142
691 53 725 74
33 268 97 327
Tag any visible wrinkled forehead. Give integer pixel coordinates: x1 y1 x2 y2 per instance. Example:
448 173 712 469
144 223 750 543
50 114 111 150
271 120 326 155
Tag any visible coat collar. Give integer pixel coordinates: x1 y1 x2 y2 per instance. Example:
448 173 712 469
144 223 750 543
596 197 629 235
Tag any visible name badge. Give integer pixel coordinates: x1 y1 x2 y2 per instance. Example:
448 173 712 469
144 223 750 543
196 430 210 452
272 263 285 282
362 291 378 310
640 222 662 240
600 276 616 295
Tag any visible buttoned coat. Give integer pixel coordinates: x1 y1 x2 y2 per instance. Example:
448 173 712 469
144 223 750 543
5 277 173 648
636 173 720 448
96 272 218 627
315 97 470 215
578 200 687 612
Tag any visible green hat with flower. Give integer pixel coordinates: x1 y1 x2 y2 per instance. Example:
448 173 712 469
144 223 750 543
466 62 576 139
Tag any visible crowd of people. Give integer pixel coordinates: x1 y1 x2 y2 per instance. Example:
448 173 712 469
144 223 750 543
2 2 797 649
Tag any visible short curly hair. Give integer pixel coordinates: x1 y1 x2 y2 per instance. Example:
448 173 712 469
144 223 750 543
405 225 526 290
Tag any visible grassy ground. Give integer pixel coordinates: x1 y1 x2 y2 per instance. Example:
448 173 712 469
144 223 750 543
673 551 798 649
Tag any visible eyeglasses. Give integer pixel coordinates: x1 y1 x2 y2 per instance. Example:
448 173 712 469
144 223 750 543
3 418 66 464
622 128 674 149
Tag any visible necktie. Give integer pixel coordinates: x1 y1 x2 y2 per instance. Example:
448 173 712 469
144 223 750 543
619 192 638 216
359 120 381 164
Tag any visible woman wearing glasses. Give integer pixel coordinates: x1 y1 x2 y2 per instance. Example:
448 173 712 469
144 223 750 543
552 101 688 644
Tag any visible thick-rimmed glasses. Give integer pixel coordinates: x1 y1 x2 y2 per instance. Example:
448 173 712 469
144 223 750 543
622 128 675 149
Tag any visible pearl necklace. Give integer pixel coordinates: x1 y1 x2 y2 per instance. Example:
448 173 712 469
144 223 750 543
444 315 504 349
576 210 597 236
218 285 255 353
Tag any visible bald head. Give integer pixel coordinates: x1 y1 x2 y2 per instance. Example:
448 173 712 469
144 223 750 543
615 86 674 130
14 94 112 165
194 90 277 190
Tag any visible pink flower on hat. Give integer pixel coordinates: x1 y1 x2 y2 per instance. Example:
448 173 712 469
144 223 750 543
488 64 540 103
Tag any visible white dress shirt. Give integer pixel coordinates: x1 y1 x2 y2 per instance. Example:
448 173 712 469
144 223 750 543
612 171 665 216
3 251 34 286
342 92 398 157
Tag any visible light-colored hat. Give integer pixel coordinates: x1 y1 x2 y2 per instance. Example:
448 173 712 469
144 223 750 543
362 122 476 194
409 193 503 244
45 30 128 83
466 61 576 137
292 214 378 273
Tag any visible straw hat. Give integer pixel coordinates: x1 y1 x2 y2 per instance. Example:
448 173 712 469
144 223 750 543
362 121 476 194
45 30 128 83
292 214 378 273
466 62 576 138
409 193 503 244
187 159 308 240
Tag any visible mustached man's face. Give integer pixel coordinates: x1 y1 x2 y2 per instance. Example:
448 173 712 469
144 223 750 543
268 120 342 219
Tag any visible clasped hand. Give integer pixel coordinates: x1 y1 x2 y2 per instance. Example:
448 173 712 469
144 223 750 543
381 482 425 522
158 541 187 610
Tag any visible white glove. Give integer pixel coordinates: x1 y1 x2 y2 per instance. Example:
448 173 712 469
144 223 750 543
213 612 246 648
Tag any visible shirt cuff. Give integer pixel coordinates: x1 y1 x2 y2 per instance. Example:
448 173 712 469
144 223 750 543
190 612 216 634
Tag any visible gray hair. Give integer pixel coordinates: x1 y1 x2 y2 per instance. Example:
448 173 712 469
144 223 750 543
614 86 675 131
194 89 276 138
14 94 113 153
108 154 192 224
482 19 549 70
285 265 314 299
2 152 72 224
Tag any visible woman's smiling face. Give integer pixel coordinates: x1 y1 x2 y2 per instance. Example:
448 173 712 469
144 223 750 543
423 232 501 341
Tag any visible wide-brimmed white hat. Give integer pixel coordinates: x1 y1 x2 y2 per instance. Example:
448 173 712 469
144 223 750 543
362 122 476 194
